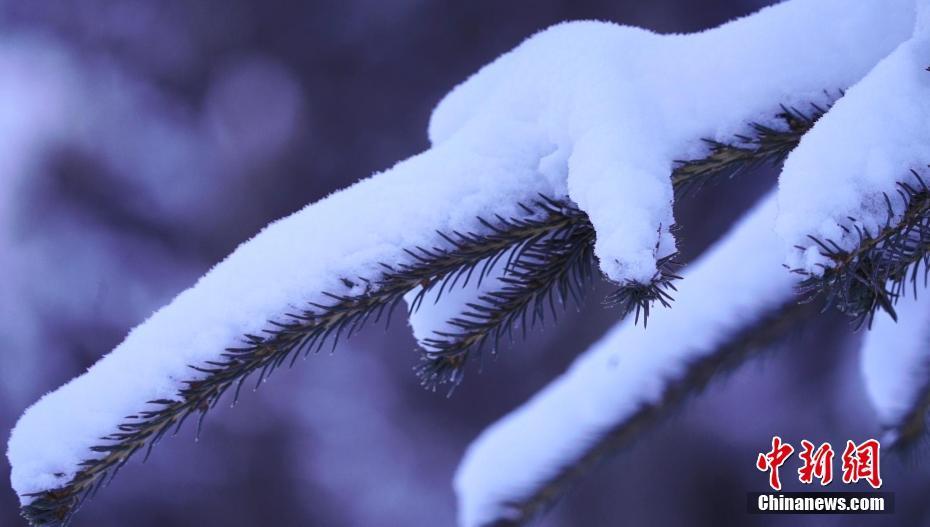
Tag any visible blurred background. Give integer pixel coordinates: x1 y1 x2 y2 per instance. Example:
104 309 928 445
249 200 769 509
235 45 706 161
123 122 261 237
2 0 928 525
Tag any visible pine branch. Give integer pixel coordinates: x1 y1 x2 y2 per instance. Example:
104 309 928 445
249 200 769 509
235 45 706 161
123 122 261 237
415 199 598 390
482 300 813 527
672 103 826 197
796 172 930 327
603 252 681 326
19 103 817 526
19 203 585 527
415 242 681 391
415 104 817 388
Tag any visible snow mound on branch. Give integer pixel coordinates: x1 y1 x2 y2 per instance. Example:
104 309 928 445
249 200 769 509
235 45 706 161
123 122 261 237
861 291 930 438
8 0 917 504
406 0 914 348
777 6 930 273
455 193 795 527
432 0 915 283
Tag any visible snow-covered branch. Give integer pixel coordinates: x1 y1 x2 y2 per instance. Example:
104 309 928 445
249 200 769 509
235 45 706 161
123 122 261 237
9 121 584 522
796 177 930 325
779 7 930 323
862 291 930 447
7 0 924 525
671 105 825 197
11 100 815 525
410 199 601 389
411 109 815 388
454 193 809 526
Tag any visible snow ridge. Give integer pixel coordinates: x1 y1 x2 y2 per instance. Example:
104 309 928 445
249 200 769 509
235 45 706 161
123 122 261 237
862 292 930 442
454 193 795 526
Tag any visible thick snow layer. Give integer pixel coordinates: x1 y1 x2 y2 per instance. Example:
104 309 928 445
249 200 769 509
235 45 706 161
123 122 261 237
406 0 916 352
454 193 797 527
8 0 918 504
433 0 915 282
861 292 930 436
7 117 564 500
777 6 930 272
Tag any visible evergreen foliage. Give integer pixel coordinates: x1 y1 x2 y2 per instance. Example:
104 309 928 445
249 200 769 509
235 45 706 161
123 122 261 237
19 107 820 527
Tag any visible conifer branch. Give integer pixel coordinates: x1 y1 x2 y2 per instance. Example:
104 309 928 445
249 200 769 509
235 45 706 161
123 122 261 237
415 104 817 388
415 243 681 391
415 199 598 389
19 203 587 527
482 300 813 527
603 252 681 326
672 103 826 197
19 103 816 526
796 172 930 327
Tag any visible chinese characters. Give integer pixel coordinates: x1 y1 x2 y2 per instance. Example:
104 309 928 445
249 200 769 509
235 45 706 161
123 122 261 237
756 437 881 490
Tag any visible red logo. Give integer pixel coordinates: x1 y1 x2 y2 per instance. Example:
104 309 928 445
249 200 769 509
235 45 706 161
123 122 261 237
841 439 882 489
756 436 794 491
798 440 834 486
756 437 881 491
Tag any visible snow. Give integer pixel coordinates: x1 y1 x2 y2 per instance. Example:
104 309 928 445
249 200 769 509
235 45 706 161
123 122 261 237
432 0 915 282
454 192 796 526
407 0 916 355
8 0 920 506
405 255 508 353
777 3 930 273
7 117 563 501
861 291 930 439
